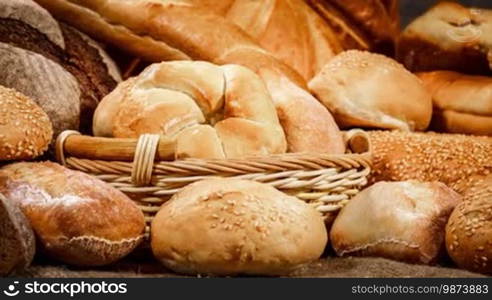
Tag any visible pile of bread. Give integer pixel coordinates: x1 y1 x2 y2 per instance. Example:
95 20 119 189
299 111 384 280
1 0 492 277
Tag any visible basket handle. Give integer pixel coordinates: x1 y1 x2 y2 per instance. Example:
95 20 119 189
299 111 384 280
55 131 175 163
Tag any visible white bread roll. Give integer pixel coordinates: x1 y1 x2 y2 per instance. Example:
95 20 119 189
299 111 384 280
151 178 327 276
0 86 52 161
418 71 492 136
331 181 461 264
309 50 433 131
0 162 145 267
94 61 287 159
446 175 492 274
33 0 345 154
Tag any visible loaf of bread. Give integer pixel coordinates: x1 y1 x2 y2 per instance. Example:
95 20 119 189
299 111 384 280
397 2 492 75
94 61 287 159
446 175 492 274
418 71 492 136
0 193 35 276
0 85 53 161
33 0 345 154
0 162 145 266
309 50 433 131
151 178 327 276
306 0 400 55
331 181 461 264
368 131 492 194
0 0 121 134
0 42 80 138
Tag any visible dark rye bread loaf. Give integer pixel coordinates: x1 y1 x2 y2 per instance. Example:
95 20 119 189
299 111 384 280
0 42 80 138
0 193 36 276
0 0 120 134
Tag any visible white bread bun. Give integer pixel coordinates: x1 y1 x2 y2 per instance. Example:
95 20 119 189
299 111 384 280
94 61 287 159
331 181 461 264
309 50 433 131
0 86 52 161
446 175 492 274
151 178 327 276
418 71 492 136
0 162 145 267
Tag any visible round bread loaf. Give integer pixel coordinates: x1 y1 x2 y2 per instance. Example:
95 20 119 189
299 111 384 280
94 61 287 159
151 178 327 276
331 181 461 264
309 50 433 131
0 162 145 267
0 85 52 161
0 193 35 276
446 175 492 274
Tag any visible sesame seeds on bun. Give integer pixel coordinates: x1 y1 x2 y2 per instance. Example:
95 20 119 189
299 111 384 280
446 175 492 274
368 131 492 194
0 85 53 161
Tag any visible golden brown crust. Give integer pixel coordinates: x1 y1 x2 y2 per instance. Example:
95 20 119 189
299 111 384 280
0 162 145 266
446 175 492 274
95 61 287 159
397 2 492 75
151 178 327 276
331 181 461 264
417 71 492 136
33 0 343 154
0 86 52 161
309 50 433 131
368 131 492 194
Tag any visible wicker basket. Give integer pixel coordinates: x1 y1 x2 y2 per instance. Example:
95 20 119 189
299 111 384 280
55 130 372 234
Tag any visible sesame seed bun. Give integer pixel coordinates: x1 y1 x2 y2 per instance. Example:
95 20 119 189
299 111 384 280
446 175 492 274
0 86 53 161
151 178 327 276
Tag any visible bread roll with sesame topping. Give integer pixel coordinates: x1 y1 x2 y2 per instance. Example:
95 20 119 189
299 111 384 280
0 86 52 161
446 175 492 274
331 181 461 264
151 178 327 276
0 162 145 267
368 131 492 194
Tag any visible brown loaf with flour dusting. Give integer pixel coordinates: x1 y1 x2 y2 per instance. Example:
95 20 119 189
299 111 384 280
33 0 345 154
0 162 145 266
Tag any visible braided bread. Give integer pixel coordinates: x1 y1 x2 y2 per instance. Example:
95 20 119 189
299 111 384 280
94 61 287 159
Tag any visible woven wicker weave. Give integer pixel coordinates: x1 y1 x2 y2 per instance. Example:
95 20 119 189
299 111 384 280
55 130 372 234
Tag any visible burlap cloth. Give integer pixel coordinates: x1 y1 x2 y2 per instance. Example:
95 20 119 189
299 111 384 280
15 257 485 278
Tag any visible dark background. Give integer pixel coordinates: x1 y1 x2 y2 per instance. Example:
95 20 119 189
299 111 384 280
400 0 492 27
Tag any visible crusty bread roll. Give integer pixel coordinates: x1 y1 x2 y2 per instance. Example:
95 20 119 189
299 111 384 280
331 181 461 264
151 178 327 276
418 71 492 136
368 131 492 194
397 2 492 75
446 175 492 274
94 61 287 159
0 193 35 276
33 0 345 154
309 50 433 131
0 162 145 267
0 86 53 161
